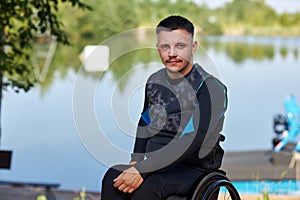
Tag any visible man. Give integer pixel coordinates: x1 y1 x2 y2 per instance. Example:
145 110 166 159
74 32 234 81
101 15 227 200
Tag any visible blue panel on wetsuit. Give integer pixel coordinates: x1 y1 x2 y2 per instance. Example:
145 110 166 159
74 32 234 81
141 108 151 125
180 115 195 137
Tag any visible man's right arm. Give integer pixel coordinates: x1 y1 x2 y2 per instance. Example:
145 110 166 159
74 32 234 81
130 84 150 163
130 119 148 162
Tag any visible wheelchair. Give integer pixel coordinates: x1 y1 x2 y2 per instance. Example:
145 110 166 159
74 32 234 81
166 170 241 200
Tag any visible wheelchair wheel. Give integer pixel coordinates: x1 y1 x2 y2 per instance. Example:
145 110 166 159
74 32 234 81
202 179 241 200
190 171 241 200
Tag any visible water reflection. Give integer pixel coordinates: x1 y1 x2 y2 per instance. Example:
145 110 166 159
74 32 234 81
35 35 300 94
201 36 299 64
109 49 159 92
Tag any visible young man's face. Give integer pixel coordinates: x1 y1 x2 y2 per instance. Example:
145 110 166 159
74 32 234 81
156 28 197 78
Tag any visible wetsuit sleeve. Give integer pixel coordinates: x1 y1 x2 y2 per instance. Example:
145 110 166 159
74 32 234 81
130 84 150 163
133 78 227 178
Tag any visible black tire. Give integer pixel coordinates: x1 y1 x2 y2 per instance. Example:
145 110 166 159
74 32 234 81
202 179 241 200
190 171 227 200
190 171 240 200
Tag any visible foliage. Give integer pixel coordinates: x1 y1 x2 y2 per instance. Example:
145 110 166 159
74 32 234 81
200 17 223 35
213 0 281 28
73 186 87 200
36 195 47 200
263 188 269 200
0 0 90 92
2 0 300 92
66 0 139 50
279 13 294 27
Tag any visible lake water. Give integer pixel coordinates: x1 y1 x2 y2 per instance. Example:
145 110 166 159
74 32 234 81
233 180 300 195
0 35 299 192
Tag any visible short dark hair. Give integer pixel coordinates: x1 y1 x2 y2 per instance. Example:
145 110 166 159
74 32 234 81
156 15 194 38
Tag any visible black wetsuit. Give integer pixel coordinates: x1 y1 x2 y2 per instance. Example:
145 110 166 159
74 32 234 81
101 63 228 200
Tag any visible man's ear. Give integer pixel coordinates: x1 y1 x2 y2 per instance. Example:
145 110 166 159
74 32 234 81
156 43 161 54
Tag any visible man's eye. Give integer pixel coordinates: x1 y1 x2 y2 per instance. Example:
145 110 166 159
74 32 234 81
176 43 186 49
160 45 170 50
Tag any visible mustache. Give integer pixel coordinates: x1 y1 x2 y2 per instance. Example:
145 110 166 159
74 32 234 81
166 58 182 63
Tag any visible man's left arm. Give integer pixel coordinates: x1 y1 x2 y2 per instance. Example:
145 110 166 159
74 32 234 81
133 78 227 177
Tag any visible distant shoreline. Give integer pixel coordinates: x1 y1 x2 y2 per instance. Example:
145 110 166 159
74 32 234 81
196 26 300 37
223 27 300 37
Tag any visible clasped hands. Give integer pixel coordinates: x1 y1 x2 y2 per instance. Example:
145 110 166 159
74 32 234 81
113 162 144 193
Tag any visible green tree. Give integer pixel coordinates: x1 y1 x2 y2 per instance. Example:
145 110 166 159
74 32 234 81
222 0 276 25
0 0 90 145
279 12 294 27
70 0 139 47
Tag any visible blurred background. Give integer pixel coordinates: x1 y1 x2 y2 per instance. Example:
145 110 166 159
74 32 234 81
1 0 300 193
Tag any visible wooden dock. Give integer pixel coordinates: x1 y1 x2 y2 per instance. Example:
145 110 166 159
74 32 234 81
222 150 296 181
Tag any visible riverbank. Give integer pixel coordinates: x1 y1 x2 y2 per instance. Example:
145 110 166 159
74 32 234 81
222 26 300 37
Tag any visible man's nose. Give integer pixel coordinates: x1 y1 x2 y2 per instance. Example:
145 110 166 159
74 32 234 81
168 46 178 56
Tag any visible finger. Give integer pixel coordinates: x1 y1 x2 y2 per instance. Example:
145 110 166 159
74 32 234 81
128 178 143 193
120 178 135 193
124 183 137 193
128 187 136 193
118 183 128 192
113 178 124 188
127 183 138 193
123 186 131 193
113 181 120 188
113 173 125 187
119 177 131 191
113 172 123 182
